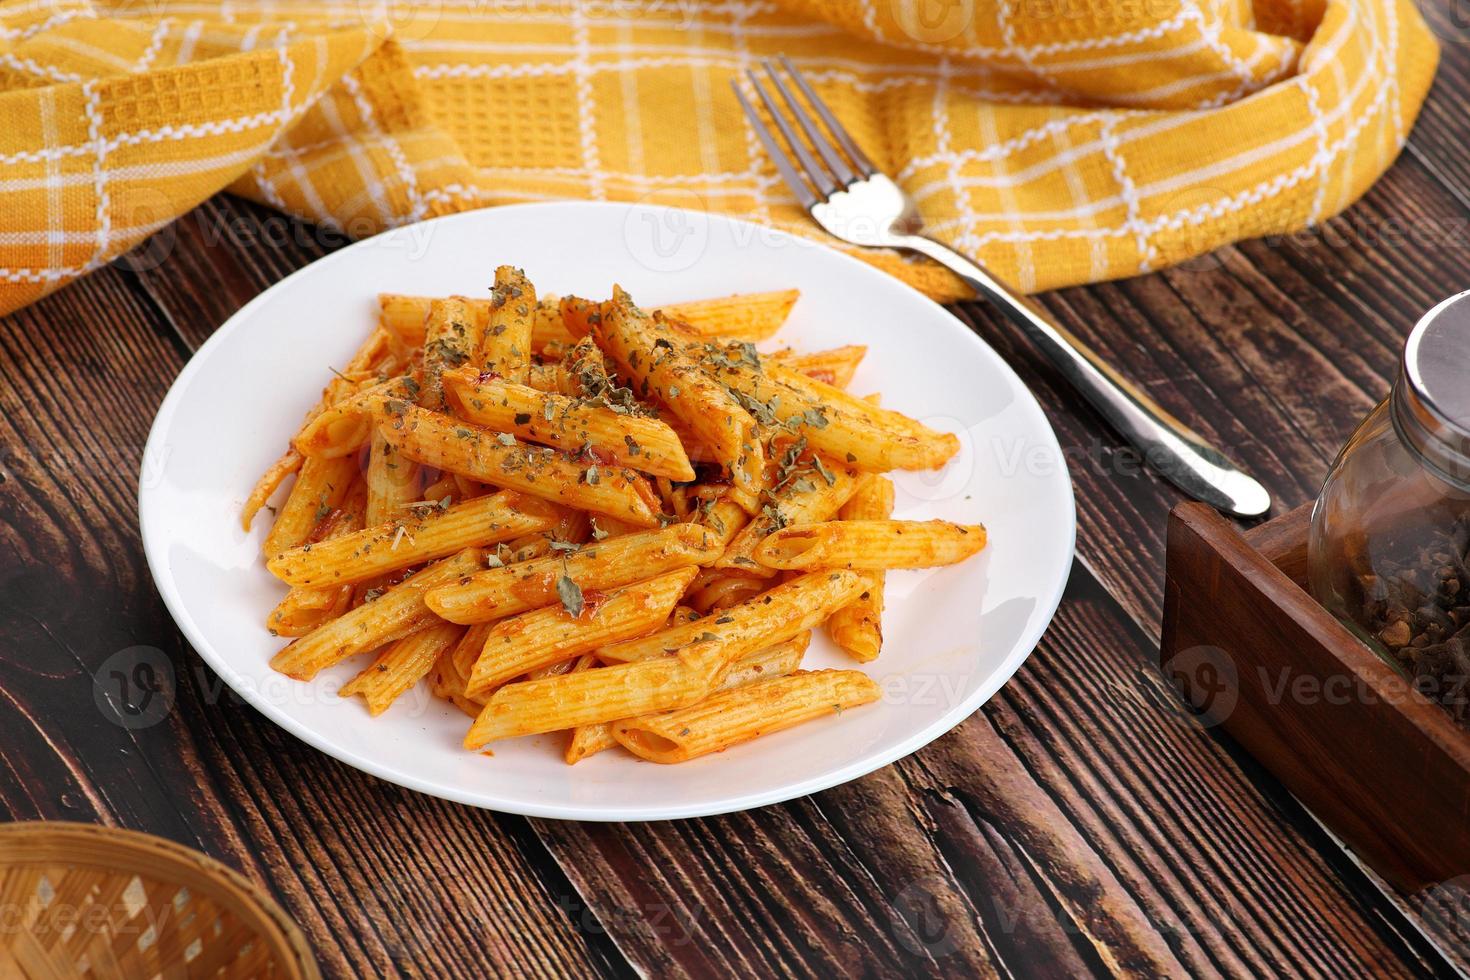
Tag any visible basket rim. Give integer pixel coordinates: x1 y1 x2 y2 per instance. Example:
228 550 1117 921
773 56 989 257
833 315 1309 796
0 821 320 979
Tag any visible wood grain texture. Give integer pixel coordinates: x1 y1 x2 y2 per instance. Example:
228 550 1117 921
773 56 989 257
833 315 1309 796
4 8 1470 975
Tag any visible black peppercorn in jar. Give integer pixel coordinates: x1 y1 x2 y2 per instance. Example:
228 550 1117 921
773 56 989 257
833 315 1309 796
1309 290 1470 724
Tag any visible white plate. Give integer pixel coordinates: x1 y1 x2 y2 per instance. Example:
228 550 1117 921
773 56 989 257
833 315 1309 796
139 202 1075 821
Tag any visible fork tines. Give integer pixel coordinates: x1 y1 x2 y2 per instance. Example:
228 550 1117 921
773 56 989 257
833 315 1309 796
733 55 875 206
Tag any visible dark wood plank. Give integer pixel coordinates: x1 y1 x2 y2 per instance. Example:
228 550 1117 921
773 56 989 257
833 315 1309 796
0 266 627 980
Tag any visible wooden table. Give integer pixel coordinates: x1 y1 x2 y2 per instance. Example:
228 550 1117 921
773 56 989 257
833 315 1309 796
5 20 1470 979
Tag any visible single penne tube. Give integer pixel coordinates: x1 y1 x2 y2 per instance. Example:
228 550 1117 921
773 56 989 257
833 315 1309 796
293 377 413 459
364 428 420 527
825 475 895 662
597 569 863 663
463 639 731 749
562 656 613 764
565 721 619 764
690 495 749 546
715 455 860 574
267 585 353 637
431 644 485 720
558 295 601 340
267 490 560 587
595 287 764 494
532 296 575 352
698 349 957 471
770 345 867 389
340 621 464 716
242 448 302 531
442 369 695 481
269 549 483 680
450 621 497 685
465 567 697 697
479 266 535 381
565 632 808 764
611 669 880 764
374 401 662 527
718 631 810 687
261 454 359 556
754 520 988 571
422 298 476 410
427 524 721 624
658 289 798 341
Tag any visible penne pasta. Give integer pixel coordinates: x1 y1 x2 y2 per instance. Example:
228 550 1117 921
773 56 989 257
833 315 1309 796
687 493 749 547
431 641 486 719
267 490 560 587
531 295 574 352
340 621 464 716
697 345 957 471
266 480 369 635
427 524 721 624
718 630 810 687
565 631 809 764
242 448 302 531
260 275 992 769
384 289 797 348
463 638 732 749
658 289 798 341
771 345 867 389
824 475 895 662
612 669 880 764
267 584 353 638
715 453 860 574
465 567 698 697
478 266 535 382
422 298 476 410
364 428 422 528
270 549 483 680
526 361 573 394
442 368 695 481
683 567 768 614
375 401 662 527
293 377 413 459
595 287 764 495
450 621 497 687
596 569 864 663
261 454 359 557
753 520 988 571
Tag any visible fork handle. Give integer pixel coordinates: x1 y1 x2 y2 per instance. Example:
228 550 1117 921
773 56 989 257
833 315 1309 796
897 235 1271 518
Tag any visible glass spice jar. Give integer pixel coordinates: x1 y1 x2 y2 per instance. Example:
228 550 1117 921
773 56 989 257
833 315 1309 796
1309 290 1470 725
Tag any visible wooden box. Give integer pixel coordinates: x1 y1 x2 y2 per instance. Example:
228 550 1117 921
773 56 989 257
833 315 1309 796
1161 502 1470 892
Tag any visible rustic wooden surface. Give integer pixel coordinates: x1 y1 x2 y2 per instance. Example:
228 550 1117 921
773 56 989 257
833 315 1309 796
5 11 1470 977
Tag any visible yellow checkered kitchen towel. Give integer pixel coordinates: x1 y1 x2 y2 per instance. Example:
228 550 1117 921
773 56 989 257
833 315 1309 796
0 0 1439 315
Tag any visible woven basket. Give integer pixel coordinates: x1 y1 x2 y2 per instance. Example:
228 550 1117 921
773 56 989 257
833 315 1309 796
0 822 318 978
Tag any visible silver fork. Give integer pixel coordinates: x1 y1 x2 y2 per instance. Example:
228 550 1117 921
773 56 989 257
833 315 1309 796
734 57 1271 519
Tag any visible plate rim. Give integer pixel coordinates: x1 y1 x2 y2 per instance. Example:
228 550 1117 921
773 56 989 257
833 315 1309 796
138 200 1077 821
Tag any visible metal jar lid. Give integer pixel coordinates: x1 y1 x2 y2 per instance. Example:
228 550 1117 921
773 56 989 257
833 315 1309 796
1393 289 1470 490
